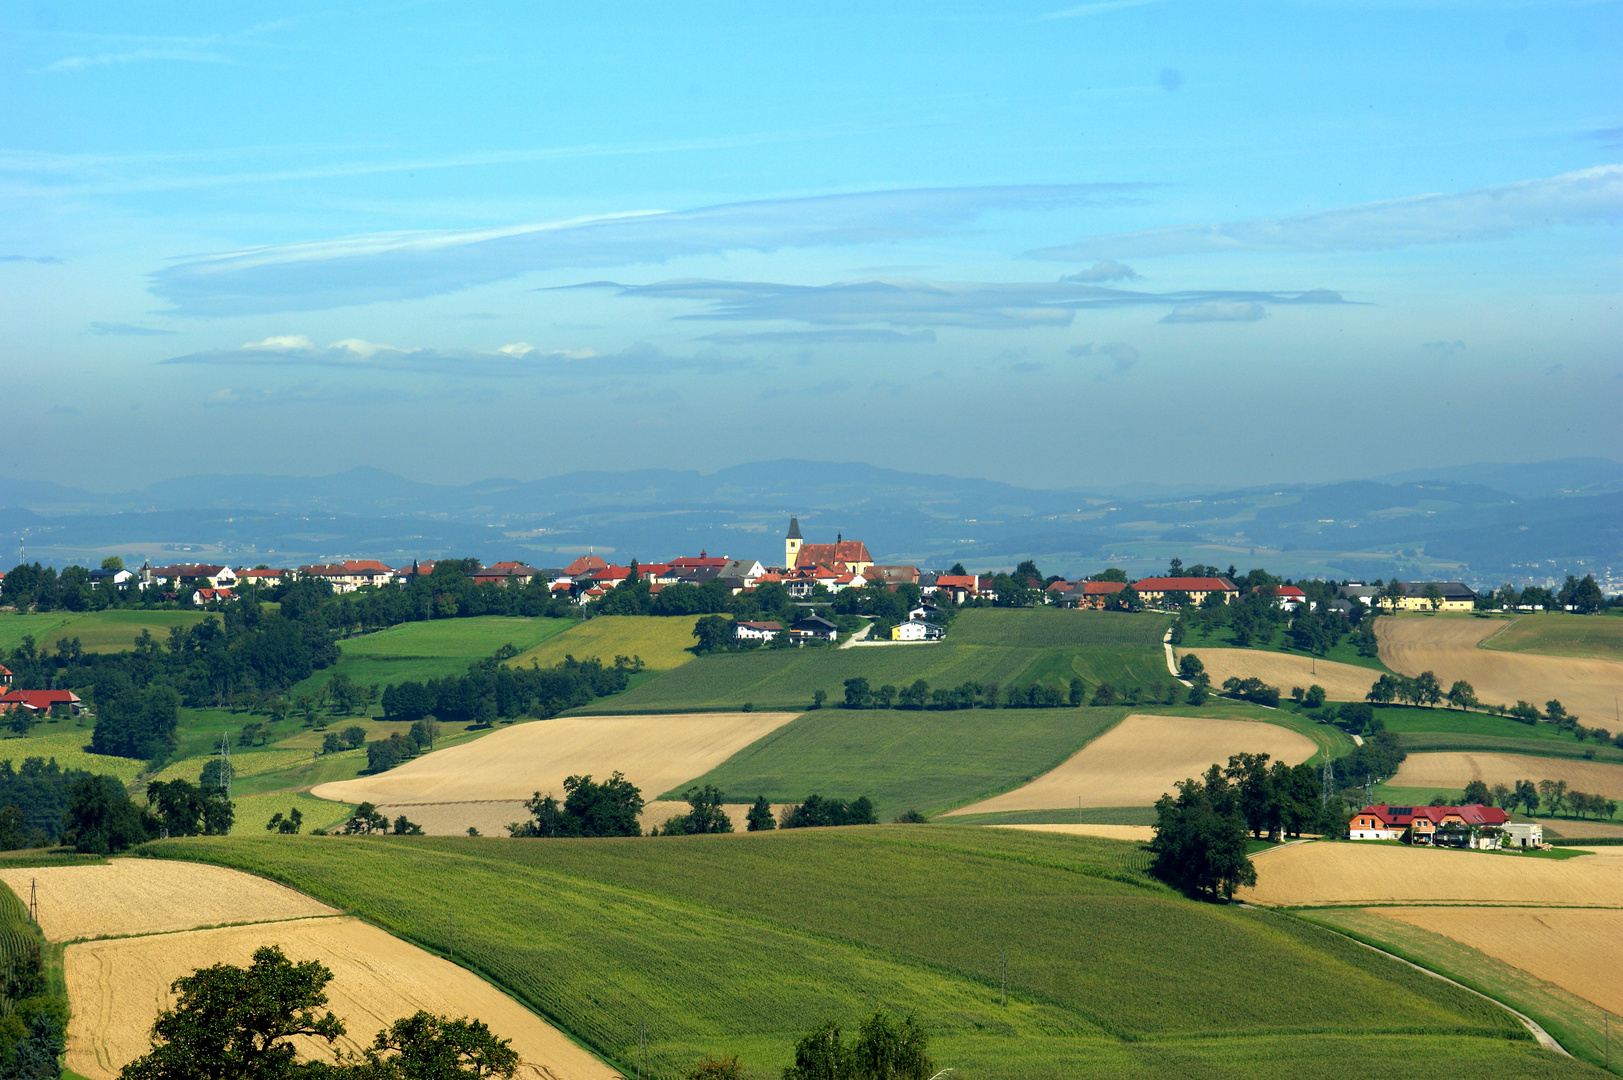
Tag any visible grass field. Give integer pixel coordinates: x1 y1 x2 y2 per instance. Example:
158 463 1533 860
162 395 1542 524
509 614 719 672
1481 613 1623 662
229 789 356 834
596 609 1171 714
0 729 144 782
1180 619 1392 672
137 828 1592 1080
1377 705 1623 762
1301 907 1623 1074
0 609 207 655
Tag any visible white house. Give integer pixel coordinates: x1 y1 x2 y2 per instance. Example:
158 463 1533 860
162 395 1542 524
735 620 783 641
891 621 944 642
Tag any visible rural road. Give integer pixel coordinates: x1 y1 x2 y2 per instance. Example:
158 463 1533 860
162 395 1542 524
839 623 872 649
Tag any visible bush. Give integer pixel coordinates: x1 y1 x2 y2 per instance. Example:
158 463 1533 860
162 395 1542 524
780 795 877 829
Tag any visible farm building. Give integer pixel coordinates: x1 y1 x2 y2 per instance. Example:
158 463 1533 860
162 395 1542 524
1049 580 1128 609
298 560 395 592
1130 577 1238 607
1389 582 1478 612
1349 804 1509 848
0 689 85 717
1255 585 1307 611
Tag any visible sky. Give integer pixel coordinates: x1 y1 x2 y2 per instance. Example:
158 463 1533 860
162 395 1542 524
2 0 1620 493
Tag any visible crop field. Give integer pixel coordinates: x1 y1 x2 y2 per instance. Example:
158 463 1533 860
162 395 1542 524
311 712 800 830
600 609 1171 713
1239 840 1623 908
1304 907 1623 1073
1390 751 1623 801
0 609 207 655
1378 616 1623 729
62 916 616 1080
230 789 357 835
1174 646 1378 703
0 729 144 782
943 713 1319 817
672 705 1129 817
1178 620 1390 672
510 614 717 672
1481 613 1623 662
0 857 337 942
141 827 1594 1080
1378 705 1623 762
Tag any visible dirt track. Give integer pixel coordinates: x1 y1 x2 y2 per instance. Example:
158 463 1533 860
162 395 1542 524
1240 841 1623 907
1174 648 1376 703
0 859 336 943
63 916 617 1080
1374 906 1623 1015
1391 751 1623 799
313 712 799 835
1378 616 1623 725
943 713 1316 816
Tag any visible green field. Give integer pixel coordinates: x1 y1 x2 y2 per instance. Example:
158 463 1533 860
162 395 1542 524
1300 907 1622 1074
0 729 144 781
596 609 1171 713
229 789 356 834
1180 618 1392 672
0 608 208 655
944 806 1160 826
509 614 719 672
1376 705 1623 763
1481 613 1623 662
141 829 1592 1080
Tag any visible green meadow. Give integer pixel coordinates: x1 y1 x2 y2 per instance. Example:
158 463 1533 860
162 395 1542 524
142 828 1591 1080
594 609 1172 713
1375 705 1623 763
0 608 208 654
1480 612 1623 662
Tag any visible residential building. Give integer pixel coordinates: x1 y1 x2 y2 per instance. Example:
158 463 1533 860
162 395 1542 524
298 560 394 592
235 568 290 586
1502 822 1544 849
0 664 10 688
892 621 944 641
907 603 944 622
863 564 920 587
140 563 237 591
1050 580 1128 609
88 567 136 589
735 620 783 641
1256 585 1308 611
790 614 839 642
1348 804 1509 847
1130 577 1238 607
933 574 980 603
193 587 235 606
1336 583 1382 608
473 562 541 587
563 555 610 577
1388 582 1478 612
0 689 85 717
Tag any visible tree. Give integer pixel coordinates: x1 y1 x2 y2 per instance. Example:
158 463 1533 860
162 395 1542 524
119 945 346 1080
662 785 733 835
1462 779 1491 806
810 689 827 710
1546 700 1574 729
391 815 423 835
508 773 643 838
1177 653 1205 679
781 1010 933 1080
1446 680 1478 711
948 563 967 576
1303 685 1326 709
341 726 367 750
1422 583 1444 612
842 678 872 709
1186 673 1211 706
1223 753 1274 839
1147 765 1256 900
266 808 303 835
101 556 125 571
343 802 390 835
691 615 735 654
64 775 152 854
1515 779 1540 815
353 1011 519 1079
147 779 234 837
683 1056 744 1080
746 795 776 832
1090 568 1128 583
1489 783 1513 810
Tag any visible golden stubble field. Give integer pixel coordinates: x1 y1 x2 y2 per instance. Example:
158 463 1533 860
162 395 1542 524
1378 616 1623 724
1239 841 1623 907
0 859 337 942
1391 751 1623 799
942 713 1317 816
1174 648 1377 703
1372 906 1623 1016
313 712 801 833
63 917 618 1080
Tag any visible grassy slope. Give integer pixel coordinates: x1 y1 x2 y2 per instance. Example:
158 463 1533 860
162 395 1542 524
597 609 1171 713
508 614 718 672
140 828 1589 1080
0 609 207 655
0 728 143 781
1480 613 1623 662
1300 907 1621 1075
1180 618 1393 673
1377 705 1623 763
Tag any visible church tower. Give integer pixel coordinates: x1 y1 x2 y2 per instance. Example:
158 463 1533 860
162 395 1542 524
785 516 803 570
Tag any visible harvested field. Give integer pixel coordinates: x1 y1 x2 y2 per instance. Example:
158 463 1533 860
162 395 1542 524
1390 751 1623 799
942 713 1316 816
1373 907 1623 1015
313 712 800 832
990 823 1155 843
1378 616 1623 726
1540 818 1623 839
1239 841 1623 907
1174 647 1376 703
63 916 616 1080
0 858 336 943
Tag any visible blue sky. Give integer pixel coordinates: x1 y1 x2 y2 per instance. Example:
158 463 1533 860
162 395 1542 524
2 1 1619 491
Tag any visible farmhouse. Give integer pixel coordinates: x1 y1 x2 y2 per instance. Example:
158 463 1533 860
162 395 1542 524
140 563 236 590
1349 803 1509 848
864 565 920 587
1130 577 1238 607
735 620 783 642
1389 582 1478 612
0 689 84 717
473 562 541 586
235 568 289 586
298 560 394 592
1256 585 1307 611
1049 580 1127 609
790 614 838 642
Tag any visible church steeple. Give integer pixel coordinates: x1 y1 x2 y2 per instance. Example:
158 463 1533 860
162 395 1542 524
785 516 803 569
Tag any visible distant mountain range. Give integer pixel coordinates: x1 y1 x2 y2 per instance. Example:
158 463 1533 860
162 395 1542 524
2 457 1619 589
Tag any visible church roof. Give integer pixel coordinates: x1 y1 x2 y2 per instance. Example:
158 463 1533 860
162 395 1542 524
786 516 803 540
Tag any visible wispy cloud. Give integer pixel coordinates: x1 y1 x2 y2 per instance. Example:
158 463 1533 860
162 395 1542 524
0 254 63 264
1160 301 1265 323
46 48 233 72
696 328 937 345
1422 340 1466 355
1061 260 1139 283
569 277 1350 330
147 184 1148 316
87 321 178 336
1028 166 1623 259
1041 0 1164 20
1100 342 1139 375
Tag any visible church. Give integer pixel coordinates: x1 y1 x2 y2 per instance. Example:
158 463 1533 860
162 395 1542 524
784 517 873 577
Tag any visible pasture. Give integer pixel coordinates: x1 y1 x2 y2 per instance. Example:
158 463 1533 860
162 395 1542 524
1178 619 1389 671
943 713 1318 817
600 609 1171 713
0 729 145 782
1239 840 1623 908
509 614 716 672
1390 751 1623 801
62 917 616 1080
1377 705 1623 762
1378 615 1623 730
311 711 800 829
1481 613 1623 662
140 828 1586 1080
230 789 357 835
0 608 207 655
1175 646 1377 703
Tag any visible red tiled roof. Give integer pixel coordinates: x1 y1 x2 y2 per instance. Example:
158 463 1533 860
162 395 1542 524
795 541 872 568
1256 585 1307 598
670 554 727 569
0 689 81 709
236 568 286 579
1131 577 1237 592
564 555 609 576
936 575 977 589
1355 804 1509 828
148 563 227 578
1082 581 1128 595
738 621 783 631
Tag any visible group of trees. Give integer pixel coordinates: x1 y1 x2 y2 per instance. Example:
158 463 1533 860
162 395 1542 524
837 675 1175 712
779 1010 934 1080
341 803 423 836
379 654 633 729
363 721 440 775
1364 670 1479 711
1486 574 1610 614
780 795 878 829
507 773 645 838
1474 778 1619 819
1147 765 1258 901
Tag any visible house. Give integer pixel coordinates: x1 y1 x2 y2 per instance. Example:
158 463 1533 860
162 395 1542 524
1348 804 1509 847
1336 583 1382 608
892 621 944 642
669 552 728 574
473 562 541 587
1130 577 1238 607
1503 822 1544 849
934 574 980 603
863 565 919 587
193 587 235 606
720 559 766 582
0 664 10 687
140 563 237 590
790 614 839 642
235 568 289 586
298 560 394 592
1389 582 1478 612
735 620 783 642
1047 580 1128 609
88 567 136 589
1255 585 1308 611
907 603 944 622
563 555 611 577
0 689 85 717
585 566 633 590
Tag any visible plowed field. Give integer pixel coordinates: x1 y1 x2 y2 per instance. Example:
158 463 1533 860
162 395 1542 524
942 713 1316 816
0 859 336 942
1390 752 1623 799
1239 841 1623 907
1174 648 1377 703
1378 616 1623 725
63 917 616 1080
1373 907 1623 1015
